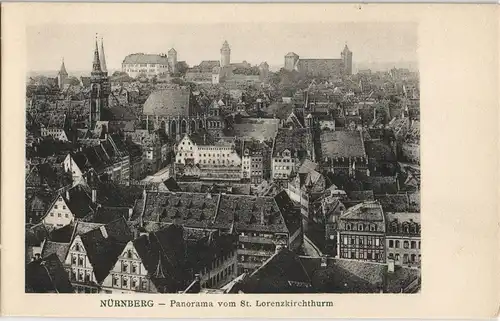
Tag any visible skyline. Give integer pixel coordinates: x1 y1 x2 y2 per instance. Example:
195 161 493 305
27 22 418 73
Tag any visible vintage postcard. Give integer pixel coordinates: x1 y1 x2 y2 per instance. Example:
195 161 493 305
1 2 498 319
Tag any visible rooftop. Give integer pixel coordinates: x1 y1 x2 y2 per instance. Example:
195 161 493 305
320 130 366 159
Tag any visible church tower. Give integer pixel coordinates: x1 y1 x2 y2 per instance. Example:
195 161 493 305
341 43 353 75
220 40 231 67
89 37 110 130
168 48 177 74
57 58 68 89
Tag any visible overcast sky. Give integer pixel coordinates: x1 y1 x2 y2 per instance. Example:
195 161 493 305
27 22 417 73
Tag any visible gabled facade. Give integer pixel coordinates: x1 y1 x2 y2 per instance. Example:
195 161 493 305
64 235 100 293
42 194 75 229
101 241 157 293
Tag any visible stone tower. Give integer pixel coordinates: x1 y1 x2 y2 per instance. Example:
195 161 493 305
284 52 299 71
220 40 231 67
57 58 68 89
168 48 177 74
89 37 110 130
341 44 353 75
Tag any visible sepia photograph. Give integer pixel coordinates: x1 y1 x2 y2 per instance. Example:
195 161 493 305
24 21 421 294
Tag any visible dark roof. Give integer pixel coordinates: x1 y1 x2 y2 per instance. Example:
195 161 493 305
274 191 301 236
25 254 74 293
133 224 188 292
96 183 143 207
162 177 181 192
62 184 95 219
375 193 410 212
236 248 313 293
94 206 130 224
272 128 311 158
79 217 133 284
26 223 49 247
320 130 366 159
364 175 399 194
339 201 385 232
41 241 70 263
142 88 190 117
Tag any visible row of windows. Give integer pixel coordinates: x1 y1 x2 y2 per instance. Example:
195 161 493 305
239 242 275 252
389 224 419 234
71 254 86 267
70 268 91 282
342 236 381 247
340 251 382 261
49 212 70 218
274 166 291 171
388 253 420 263
120 261 140 274
74 285 99 293
388 240 420 249
345 223 378 232
274 158 292 163
112 274 148 291
273 173 289 179
239 254 268 264
53 205 66 210
202 263 236 288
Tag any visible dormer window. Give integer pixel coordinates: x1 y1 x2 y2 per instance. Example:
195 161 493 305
282 149 291 157
358 224 364 231
346 223 351 231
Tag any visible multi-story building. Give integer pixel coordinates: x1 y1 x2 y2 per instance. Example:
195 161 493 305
136 190 302 275
385 212 421 267
241 140 267 185
320 130 368 177
40 113 70 142
174 134 242 181
271 128 314 181
337 201 386 263
122 49 178 79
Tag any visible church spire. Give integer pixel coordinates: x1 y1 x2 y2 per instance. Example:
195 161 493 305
99 37 108 73
59 58 68 76
92 35 102 72
153 251 166 279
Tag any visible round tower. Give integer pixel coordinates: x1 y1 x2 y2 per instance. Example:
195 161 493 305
168 48 177 74
220 40 231 67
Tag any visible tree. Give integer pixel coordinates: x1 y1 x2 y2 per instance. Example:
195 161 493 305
67 76 81 86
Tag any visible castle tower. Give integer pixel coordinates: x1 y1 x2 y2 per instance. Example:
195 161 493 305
341 43 353 75
99 37 108 76
220 40 231 67
57 58 68 89
284 52 299 71
168 48 177 74
89 37 110 130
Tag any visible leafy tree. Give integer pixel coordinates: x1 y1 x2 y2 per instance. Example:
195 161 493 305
67 76 81 86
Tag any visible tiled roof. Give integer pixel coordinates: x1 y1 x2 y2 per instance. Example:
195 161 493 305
240 248 312 293
272 128 311 158
375 193 410 212
364 176 399 194
273 191 301 235
123 53 170 65
133 224 188 293
142 88 191 117
320 130 366 159
26 254 74 293
301 256 420 293
63 184 95 219
41 241 70 264
96 183 143 208
141 191 290 234
347 190 375 201
94 206 130 224
79 217 133 284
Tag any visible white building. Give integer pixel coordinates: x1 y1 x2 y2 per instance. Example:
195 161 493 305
122 49 177 79
175 134 242 168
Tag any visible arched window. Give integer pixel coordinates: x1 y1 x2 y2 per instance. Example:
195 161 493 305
388 253 394 259
389 240 394 248
411 254 416 262
395 254 400 261
403 254 409 263
411 241 416 249
395 240 400 248
403 241 409 249
346 224 351 231
358 224 364 231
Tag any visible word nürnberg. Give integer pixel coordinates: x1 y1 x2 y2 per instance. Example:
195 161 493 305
100 299 154 308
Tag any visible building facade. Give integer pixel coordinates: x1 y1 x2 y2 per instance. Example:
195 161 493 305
385 212 421 267
337 201 386 263
283 45 353 77
122 50 177 78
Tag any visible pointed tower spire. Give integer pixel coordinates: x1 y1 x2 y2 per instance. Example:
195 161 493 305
99 37 108 74
92 35 102 72
59 58 68 76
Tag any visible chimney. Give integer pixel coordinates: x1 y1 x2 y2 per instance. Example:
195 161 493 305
128 207 133 220
320 256 327 267
387 259 395 273
260 208 265 225
65 189 70 201
100 226 108 239
91 189 97 203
